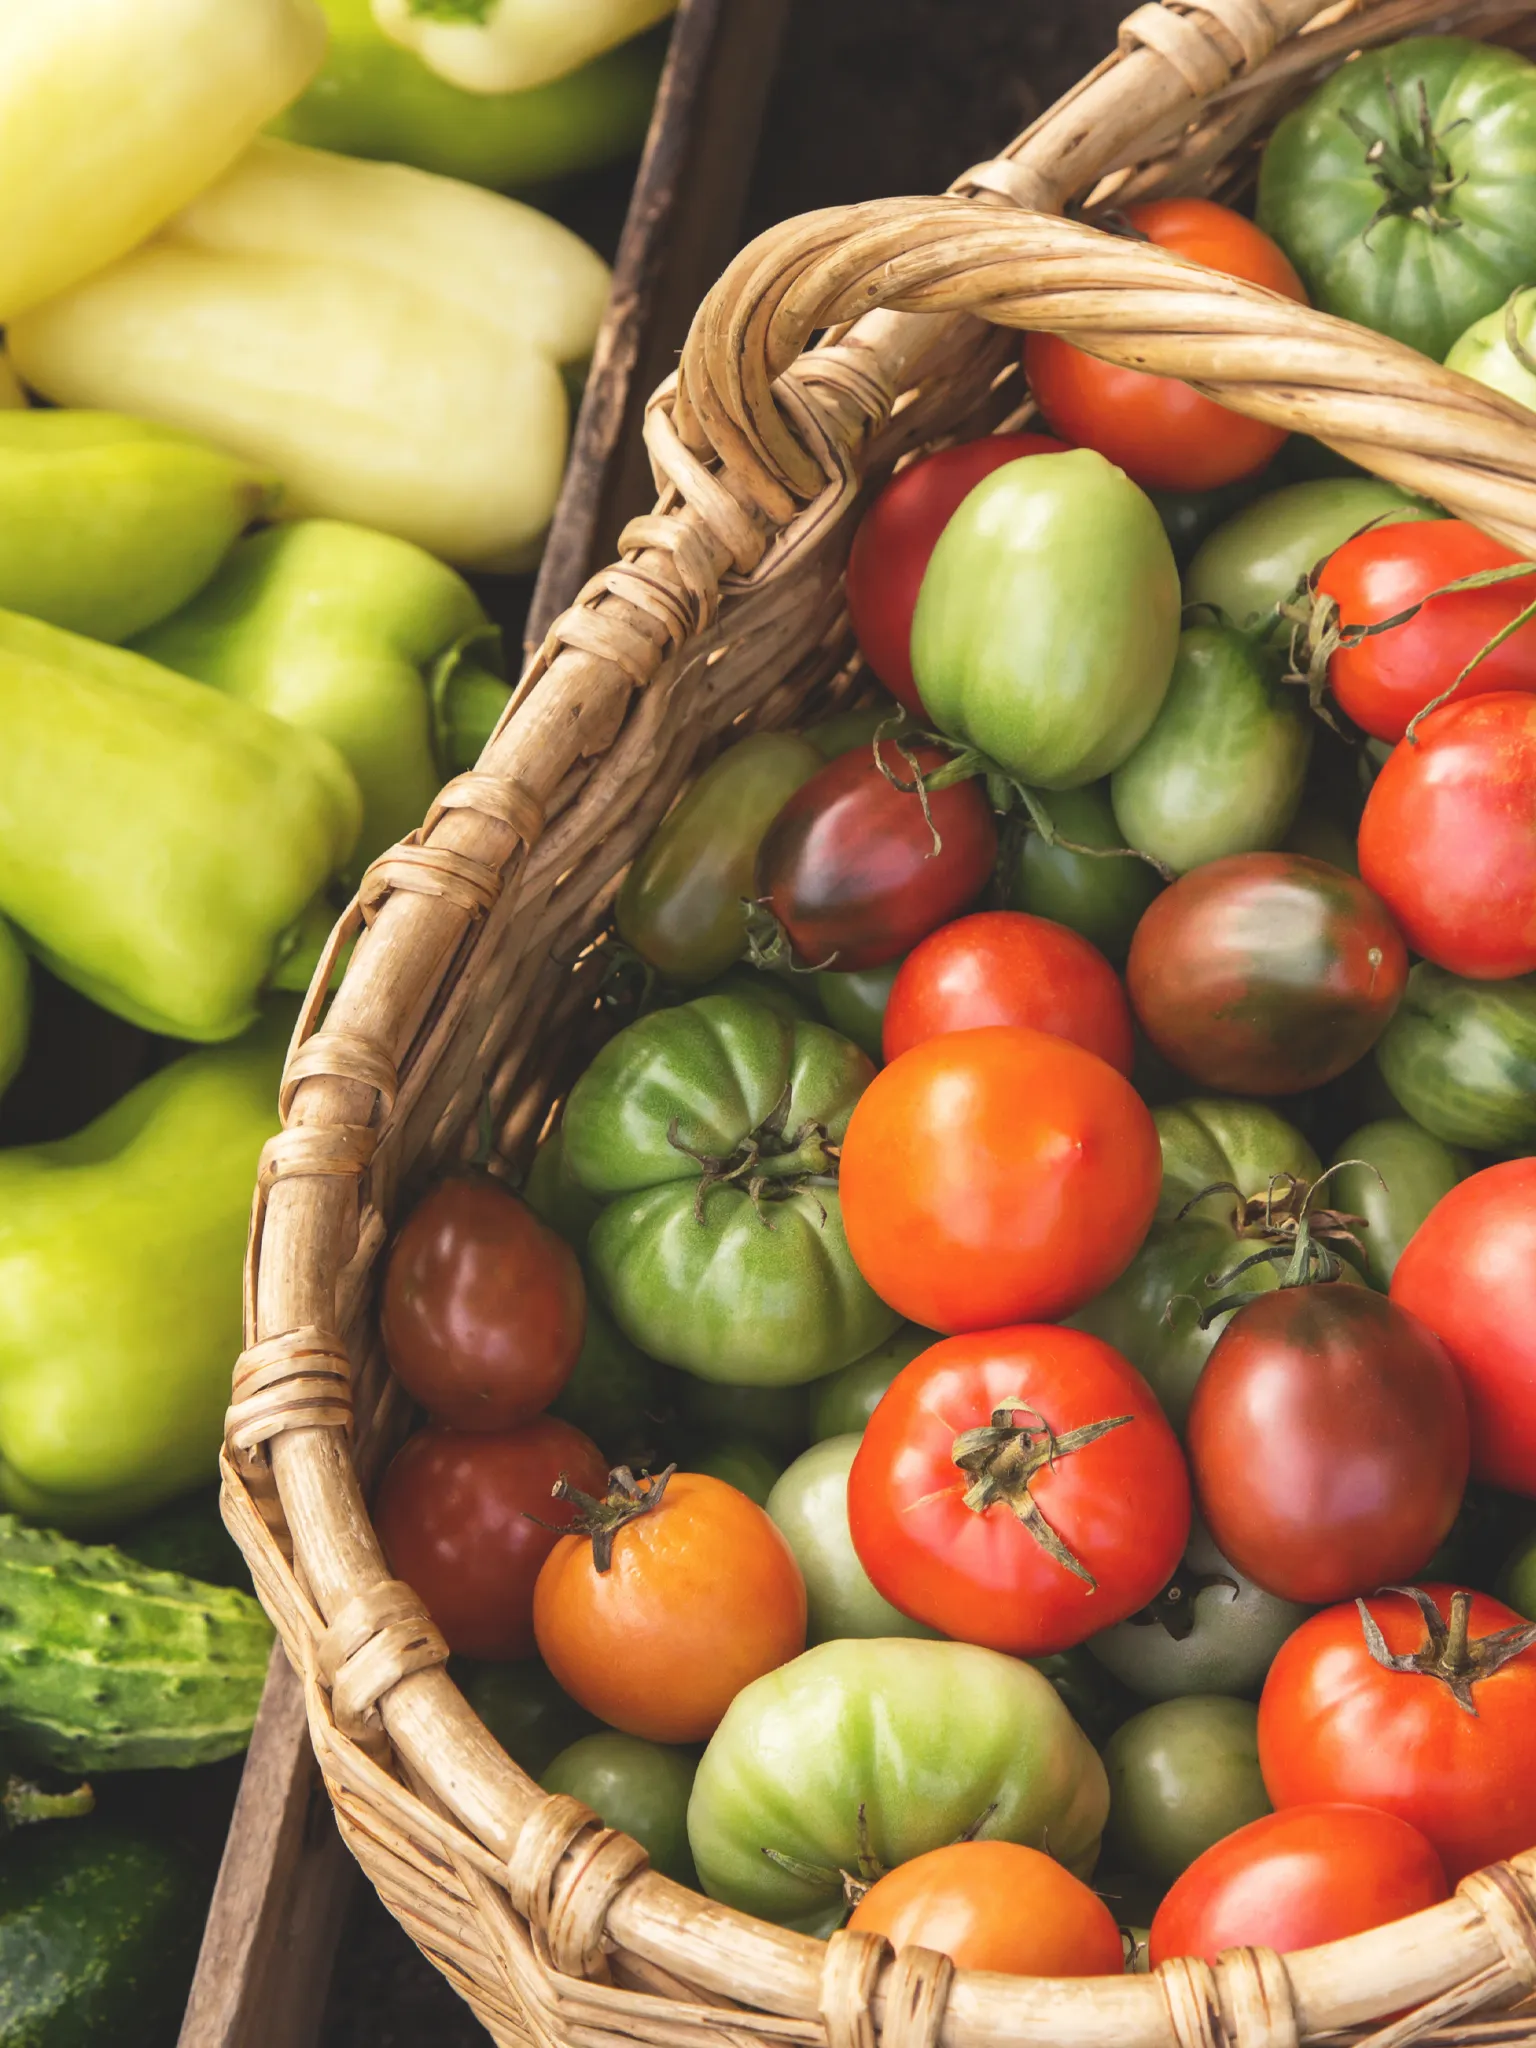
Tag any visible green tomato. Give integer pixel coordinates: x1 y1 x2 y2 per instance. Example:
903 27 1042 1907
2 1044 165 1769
542 1732 697 1885
676 1377 809 1461
1103 1697 1270 1885
1086 1516 1311 1703
1110 625 1312 875
767 1436 939 1645
808 1324 935 1440
549 1296 669 1467
1257 36 1536 362
1502 1530 1536 1620
1149 478 1265 571
615 735 821 985
1375 964 1536 1152
522 1124 604 1254
1446 285 1536 410
814 960 900 1062
1003 782 1162 966
687 1638 1109 1934
462 1660 597 1780
0 921 28 1104
801 702 912 759
1184 480 1436 634
1154 1097 1322 1225
1283 807 1360 876
693 1439 781 1507
1328 1119 1470 1289
911 450 1180 788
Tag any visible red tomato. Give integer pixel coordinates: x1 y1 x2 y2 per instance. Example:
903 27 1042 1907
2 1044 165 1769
849 1842 1125 1976
382 1175 585 1431
846 434 1067 713
1321 520 1536 743
848 1327 1190 1654
1024 200 1307 491
755 741 997 972
1391 1161 1536 1494
1358 693 1536 979
1186 1285 1468 1604
882 910 1134 1074
1259 1586 1536 1883
373 1417 607 1660
839 1026 1161 1331
1149 1804 1448 1965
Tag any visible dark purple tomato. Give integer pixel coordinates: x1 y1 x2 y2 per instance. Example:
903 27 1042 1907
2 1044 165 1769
755 741 998 971
1186 1285 1468 1605
1126 853 1406 1094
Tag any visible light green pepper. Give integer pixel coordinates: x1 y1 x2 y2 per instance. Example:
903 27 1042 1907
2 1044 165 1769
0 924 28 1104
0 1010 290 1529
0 413 276 644
0 611 360 1040
135 519 509 875
372 0 676 96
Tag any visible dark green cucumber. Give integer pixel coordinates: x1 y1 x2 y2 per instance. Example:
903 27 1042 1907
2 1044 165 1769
1376 965 1536 1153
0 1517 270 1771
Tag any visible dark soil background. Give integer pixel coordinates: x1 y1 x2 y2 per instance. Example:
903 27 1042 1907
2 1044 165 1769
320 3 1126 2040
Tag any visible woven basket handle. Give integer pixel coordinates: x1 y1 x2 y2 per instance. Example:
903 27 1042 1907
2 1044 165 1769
671 198 1536 556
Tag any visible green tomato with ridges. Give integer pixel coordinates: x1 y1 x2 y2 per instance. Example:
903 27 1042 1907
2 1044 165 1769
767 1436 940 1645
1329 1119 1471 1289
1103 1696 1271 1884
1375 965 1536 1152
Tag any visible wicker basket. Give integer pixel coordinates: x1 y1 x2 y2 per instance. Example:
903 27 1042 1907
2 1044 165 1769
222 2 1536 2041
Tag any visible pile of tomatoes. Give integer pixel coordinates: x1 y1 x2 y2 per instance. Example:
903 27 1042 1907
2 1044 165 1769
367 34 1536 1988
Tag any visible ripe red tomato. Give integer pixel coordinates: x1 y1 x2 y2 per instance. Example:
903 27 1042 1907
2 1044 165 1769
1321 520 1536 743
1358 693 1536 979
755 741 997 973
373 1417 607 1660
882 910 1134 1074
840 1026 1161 1331
1391 1160 1536 1493
849 1841 1125 1976
1126 853 1408 1093
848 1327 1190 1654
846 434 1067 713
1185 1285 1468 1604
1259 1586 1536 1884
1149 1804 1448 1966
381 1175 585 1431
1024 200 1307 491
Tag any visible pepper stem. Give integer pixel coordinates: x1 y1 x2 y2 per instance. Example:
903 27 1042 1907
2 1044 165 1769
1356 1585 1536 1717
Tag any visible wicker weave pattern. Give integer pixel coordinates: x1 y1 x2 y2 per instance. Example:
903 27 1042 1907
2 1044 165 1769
223 0 1536 2039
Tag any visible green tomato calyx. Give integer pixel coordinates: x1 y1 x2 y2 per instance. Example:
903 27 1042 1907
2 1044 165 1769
952 1404 1132 1590
547 1463 676 1575
1175 1165 1372 1326
1341 72 1466 232
665 1088 839 1225
1357 1585 1536 1717
1124 1562 1238 1643
2 1772 93 1831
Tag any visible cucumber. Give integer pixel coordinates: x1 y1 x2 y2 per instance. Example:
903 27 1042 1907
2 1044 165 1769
0 1517 271 1772
0 1819 201 2047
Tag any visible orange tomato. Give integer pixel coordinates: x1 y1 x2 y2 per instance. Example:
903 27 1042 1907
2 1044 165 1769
532 1469 807 1743
1025 199 1307 492
848 1842 1124 1976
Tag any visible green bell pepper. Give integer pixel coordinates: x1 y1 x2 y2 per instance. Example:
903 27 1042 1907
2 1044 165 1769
0 1011 289 1529
0 925 28 1107
275 0 664 188
372 0 676 96
135 519 508 876
0 611 359 1041
0 413 276 645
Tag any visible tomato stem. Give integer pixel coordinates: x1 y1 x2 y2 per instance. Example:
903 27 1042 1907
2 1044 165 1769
1175 1167 1374 1326
546 1463 676 1574
1356 1585 1536 1716
1341 73 1467 231
952 1403 1132 1588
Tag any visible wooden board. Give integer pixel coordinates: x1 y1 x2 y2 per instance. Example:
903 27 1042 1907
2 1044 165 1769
176 6 785 2042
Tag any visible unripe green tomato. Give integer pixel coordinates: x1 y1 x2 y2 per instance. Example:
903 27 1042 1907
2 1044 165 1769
1004 782 1162 967
463 1659 596 1779
549 1298 670 1469
694 1439 781 1507
815 960 901 1062
542 1732 697 1885
1154 1097 1322 1225
1103 1696 1270 1884
1502 1531 1536 1621
808 1325 935 1440
1184 479 1435 633
800 701 912 759
767 1436 939 1645
522 1125 604 1254
1328 1119 1470 1289
1375 965 1536 1152
677 1378 810 1462
1446 287 1536 411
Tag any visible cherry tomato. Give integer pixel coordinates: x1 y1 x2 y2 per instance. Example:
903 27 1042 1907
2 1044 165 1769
1321 520 1536 742
1186 1284 1468 1604
374 1417 607 1661
848 1841 1124 1976
848 1327 1190 1655
846 434 1066 713
533 1469 807 1743
1392 1161 1536 1494
381 1175 585 1431
1148 1804 1447 1965
1259 1586 1536 1883
755 741 997 973
1024 200 1307 491
840 1026 1162 1332
1358 693 1536 979
882 911 1134 1074
1126 853 1408 1094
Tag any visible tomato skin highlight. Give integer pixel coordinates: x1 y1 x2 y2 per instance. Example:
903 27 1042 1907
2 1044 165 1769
1024 200 1306 492
1258 1587 1536 1884
839 1025 1162 1332
847 1327 1190 1656
848 1840 1124 1977
845 433 1066 713
1148 1803 1448 1965
1391 1160 1536 1494
882 910 1134 1073
1358 693 1536 980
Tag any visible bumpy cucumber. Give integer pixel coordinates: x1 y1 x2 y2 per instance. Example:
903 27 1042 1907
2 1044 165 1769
0 1516 270 1771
